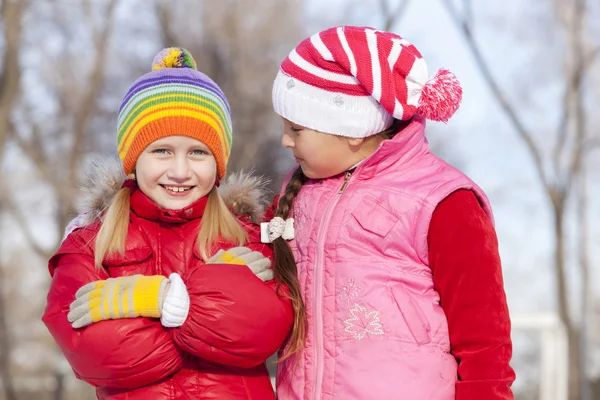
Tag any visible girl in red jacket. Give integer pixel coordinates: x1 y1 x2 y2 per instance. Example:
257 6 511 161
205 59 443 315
42 48 296 399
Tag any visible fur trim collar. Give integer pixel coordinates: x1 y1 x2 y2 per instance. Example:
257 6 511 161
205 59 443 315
76 156 269 224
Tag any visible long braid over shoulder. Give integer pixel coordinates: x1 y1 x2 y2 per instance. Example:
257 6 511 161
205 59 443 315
272 167 308 360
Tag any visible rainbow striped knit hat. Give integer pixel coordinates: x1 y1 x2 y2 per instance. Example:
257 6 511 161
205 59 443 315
117 48 232 178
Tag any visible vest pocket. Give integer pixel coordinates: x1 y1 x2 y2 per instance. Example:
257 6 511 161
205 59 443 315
390 282 431 345
350 195 396 237
339 195 399 256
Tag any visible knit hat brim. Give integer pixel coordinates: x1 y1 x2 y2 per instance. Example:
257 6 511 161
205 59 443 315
122 116 226 178
272 70 393 138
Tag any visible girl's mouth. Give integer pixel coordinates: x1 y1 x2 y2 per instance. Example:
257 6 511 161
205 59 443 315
161 185 194 196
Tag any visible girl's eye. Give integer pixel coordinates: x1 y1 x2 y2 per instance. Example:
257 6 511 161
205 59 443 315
191 149 208 156
152 148 169 154
290 127 302 133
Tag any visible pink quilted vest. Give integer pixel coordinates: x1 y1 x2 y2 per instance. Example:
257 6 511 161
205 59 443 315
276 117 493 400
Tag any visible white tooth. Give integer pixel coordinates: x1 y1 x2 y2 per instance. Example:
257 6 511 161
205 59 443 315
165 186 191 192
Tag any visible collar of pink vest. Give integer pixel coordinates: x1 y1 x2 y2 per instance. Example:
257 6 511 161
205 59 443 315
355 116 429 179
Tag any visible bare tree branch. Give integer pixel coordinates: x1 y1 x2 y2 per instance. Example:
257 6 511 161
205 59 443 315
553 88 571 180
67 0 119 193
380 0 411 31
0 239 18 400
463 0 473 26
553 1 589 193
583 45 600 69
0 0 27 166
10 120 60 191
577 166 592 400
441 0 553 201
0 265 17 400
565 4 590 397
83 0 100 47
563 0 587 197
4 1 119 257
0 188 53 260
155 0 178 46
0 2 27 397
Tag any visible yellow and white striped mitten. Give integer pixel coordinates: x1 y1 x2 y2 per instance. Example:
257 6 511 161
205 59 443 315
68 275 168 328
208 246 274 282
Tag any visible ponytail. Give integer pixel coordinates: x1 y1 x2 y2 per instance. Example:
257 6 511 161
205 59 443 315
94 187 131 267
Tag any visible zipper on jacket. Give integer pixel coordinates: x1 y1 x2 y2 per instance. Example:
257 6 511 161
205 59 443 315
338 170 352 193
156 223 163 275
313 170 356 400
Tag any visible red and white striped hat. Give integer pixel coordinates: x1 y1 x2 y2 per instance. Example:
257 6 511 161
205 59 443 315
272 26 462 138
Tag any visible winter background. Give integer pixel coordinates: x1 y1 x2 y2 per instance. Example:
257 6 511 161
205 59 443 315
0 0 598 399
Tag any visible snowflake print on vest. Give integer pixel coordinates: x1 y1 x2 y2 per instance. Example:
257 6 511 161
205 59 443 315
338 279 385 340
337 278 362 306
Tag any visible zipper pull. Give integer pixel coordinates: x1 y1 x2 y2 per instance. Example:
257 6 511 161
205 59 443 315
339 170 352 193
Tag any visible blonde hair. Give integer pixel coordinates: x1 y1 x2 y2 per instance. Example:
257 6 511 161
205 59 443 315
94 185 247 267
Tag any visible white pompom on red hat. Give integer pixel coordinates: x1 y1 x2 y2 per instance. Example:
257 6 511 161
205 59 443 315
272 26 462 138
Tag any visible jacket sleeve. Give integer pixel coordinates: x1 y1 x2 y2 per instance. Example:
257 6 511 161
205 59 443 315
168 222 294 368
263 195 279 222
428 189 515 400
42 229 184 389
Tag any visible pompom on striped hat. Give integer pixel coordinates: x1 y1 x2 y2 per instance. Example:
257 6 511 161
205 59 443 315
117 47 232 178
272 26 462 138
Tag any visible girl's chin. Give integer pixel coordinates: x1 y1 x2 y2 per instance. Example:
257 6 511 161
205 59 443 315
156 189 203 210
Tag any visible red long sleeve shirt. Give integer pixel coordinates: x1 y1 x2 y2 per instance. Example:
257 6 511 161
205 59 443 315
428 189 515 399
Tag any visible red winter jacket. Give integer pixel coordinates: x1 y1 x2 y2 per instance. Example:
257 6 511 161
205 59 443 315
42 185 294 399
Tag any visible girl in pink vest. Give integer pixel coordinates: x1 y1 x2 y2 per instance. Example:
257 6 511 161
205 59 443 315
265 26 516 400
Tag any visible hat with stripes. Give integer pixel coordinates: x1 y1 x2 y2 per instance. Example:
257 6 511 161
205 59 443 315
272 26 462 138
117 47 232 178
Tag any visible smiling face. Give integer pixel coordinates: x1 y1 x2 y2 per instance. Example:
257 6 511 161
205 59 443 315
135 135 217 210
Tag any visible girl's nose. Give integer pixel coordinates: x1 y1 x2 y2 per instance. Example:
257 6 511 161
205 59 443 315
167 156 192 181
281 131 295 148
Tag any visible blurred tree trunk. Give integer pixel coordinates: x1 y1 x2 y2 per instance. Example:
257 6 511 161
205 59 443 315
52 369 65 400
0 0 27 398
0 266 17 400
577 160 592 400
0 0 26 165
441 0 598 398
